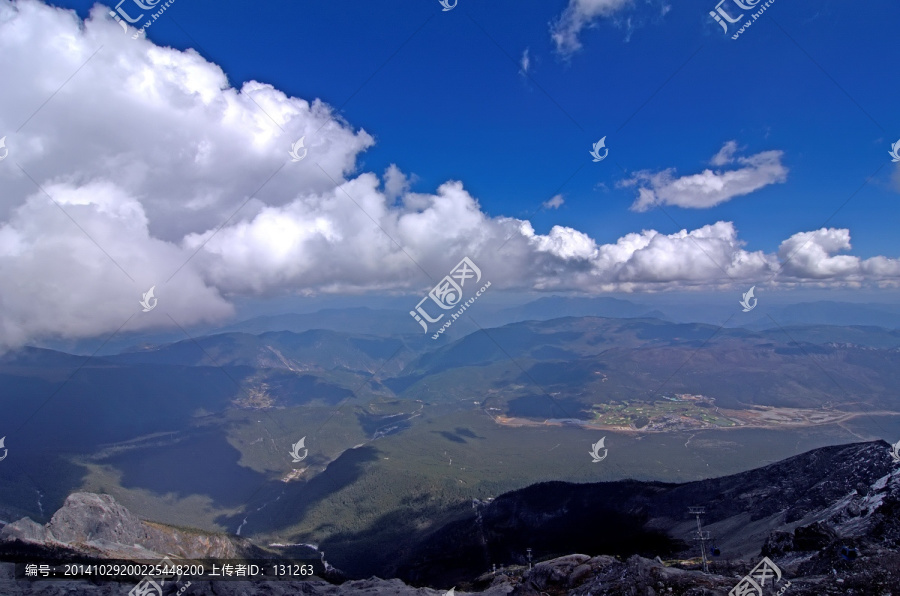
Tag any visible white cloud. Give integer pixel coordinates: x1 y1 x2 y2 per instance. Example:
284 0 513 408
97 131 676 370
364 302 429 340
520 48 531 75
710 140 739 166
550 0 631 54
776 228 891 281
543 194 564 209
383 164 412 202
0 2 374 242
550 0 674 54
621 144 788 211
0 179 233 349
0 1 897 350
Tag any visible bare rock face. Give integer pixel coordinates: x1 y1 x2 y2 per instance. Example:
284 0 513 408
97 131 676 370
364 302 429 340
0 518 51 545
525 554 591 589
47 493 145 545
1 492 244 561
510 555 734 596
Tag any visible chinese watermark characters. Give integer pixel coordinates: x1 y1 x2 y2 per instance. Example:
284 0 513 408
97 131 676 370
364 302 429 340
730 557 791 596
410 257 491 339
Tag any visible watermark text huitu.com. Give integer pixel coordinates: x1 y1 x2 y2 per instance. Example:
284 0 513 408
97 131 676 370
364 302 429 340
409 257 491 339
428 280 491 339
709 0 776 40
109 0 177 40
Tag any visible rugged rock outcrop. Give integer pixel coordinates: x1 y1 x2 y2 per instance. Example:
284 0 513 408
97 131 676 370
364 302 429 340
506 554 734 595
0 492 249 560
500 550 899 595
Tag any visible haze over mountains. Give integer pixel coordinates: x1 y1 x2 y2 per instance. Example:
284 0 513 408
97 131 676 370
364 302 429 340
30 296 900 357
191 296 900 335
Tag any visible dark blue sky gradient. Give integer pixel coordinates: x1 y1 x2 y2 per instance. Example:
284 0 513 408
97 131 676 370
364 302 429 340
50 0 899 260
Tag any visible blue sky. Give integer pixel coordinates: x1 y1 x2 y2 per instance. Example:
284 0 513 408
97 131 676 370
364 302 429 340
59 0 897 255
48 0 899 253
0 0 898 347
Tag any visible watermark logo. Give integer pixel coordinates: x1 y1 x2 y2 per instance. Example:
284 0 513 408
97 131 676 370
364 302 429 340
589 437 608 462
0 136 8 161
289 136 308 162
739 286 757 312
589 136 608 162
109 9 129 34
410 257 491 339
890 439 900 464
710 0 776 40
289 436 308 462
140 286 158 312
129 556 191 596
0 437 7 462
110 0 175 40
889 139 900 163
709 0 746 33
730 556 790 596
439 0 457 11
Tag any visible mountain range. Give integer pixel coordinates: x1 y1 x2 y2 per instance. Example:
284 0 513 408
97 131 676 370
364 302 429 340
28 297 900 357
3 307 900 596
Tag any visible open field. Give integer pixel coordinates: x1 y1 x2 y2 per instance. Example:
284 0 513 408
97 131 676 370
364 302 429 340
492 393 900 434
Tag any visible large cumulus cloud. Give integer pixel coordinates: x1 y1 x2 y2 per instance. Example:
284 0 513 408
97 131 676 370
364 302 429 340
0 0 898 351
0 179 232 347
778 228 900 284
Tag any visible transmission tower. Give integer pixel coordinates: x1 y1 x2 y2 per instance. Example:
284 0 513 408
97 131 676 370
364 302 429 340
688 507 710 573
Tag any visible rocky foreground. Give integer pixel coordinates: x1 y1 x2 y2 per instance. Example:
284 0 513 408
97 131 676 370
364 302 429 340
1 549 898 595
2 440 900 594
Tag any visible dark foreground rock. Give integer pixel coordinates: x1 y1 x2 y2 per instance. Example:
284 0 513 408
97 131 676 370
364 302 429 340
387 441 900 588
3 550 899 595
502 551 899 595
0 562 511 596
2 442 900 594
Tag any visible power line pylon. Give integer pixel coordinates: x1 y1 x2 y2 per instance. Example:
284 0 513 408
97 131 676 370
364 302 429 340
688 506 710 573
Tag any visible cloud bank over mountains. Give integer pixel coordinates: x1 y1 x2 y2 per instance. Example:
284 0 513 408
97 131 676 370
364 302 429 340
0 0 897 349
